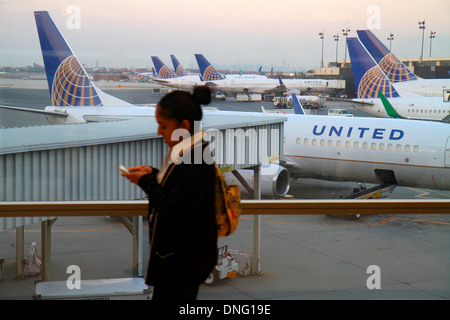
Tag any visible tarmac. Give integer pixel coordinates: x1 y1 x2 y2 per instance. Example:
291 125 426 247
1 186 449 301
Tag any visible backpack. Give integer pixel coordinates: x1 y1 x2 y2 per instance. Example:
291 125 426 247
215 164 241 237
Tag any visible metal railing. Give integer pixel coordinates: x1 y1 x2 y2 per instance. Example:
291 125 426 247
1 199 449 281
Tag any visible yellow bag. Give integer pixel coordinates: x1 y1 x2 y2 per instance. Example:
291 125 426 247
215 165 241 237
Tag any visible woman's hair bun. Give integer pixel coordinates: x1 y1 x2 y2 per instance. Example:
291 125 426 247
192 85 212 106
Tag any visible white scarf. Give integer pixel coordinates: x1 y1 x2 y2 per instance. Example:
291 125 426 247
156 131 204 184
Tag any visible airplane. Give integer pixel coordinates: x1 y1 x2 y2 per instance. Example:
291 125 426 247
150 56 199 90
0 11 158 124
2 11 450 197
346 37 450 121
195 54 328 95
211 97 450 192
357 30 450 97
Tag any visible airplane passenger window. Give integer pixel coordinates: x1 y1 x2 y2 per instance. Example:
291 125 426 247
405 145 410 152
345 141 350 148
354 142 359 149
379 143 384 150
414 145 419 152
304 138 308 145
388 144 393 151
363 142 368 149
371 143 376 150
296 138 301 144
328 140 333 147
320 139 325 146
396 144 402 151
336 141 342 147
312 139 317 146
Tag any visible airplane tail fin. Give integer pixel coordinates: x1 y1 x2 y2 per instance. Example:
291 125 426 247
170 54 188 77
34 11 131 107
257 66 262 75
194 54 225 81
151 56 176 79
378 92 404 118
347 37 399 99
357 30 418 83
291 94 306 115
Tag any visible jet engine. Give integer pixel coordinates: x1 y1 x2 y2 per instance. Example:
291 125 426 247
223 163 290 198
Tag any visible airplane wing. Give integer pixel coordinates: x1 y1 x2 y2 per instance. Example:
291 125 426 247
0 105 68 118
324 96 375 106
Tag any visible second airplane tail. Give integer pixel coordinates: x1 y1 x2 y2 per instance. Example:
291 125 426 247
194 54 225 81
170 55 188 77
151 56 176 79
357 30 418 83
347 37 399 99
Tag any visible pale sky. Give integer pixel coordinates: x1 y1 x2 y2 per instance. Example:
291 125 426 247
1 0 449 71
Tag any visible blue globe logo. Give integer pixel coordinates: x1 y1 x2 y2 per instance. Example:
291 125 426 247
51 55 101 106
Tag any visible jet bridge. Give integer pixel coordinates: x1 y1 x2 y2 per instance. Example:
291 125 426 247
0 114 286 281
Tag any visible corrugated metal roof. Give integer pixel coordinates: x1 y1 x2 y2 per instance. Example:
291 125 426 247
0 114 285 155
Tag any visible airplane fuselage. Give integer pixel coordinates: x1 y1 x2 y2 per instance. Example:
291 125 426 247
281 113 450 190
209 110 450 190
353 97 450 121
393 79 450 97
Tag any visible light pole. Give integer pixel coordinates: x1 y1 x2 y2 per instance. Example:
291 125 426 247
418 20 426 63
342 28 350 66
429 31 436 57
319 32 324 68
334 34 339 66
387 33 394 50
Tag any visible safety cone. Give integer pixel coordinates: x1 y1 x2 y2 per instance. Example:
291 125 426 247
22 242 41 276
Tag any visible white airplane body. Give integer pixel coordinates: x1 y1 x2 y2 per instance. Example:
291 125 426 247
208 108 450 191
2 11 449 195
195 54 328 95
150 56 199 91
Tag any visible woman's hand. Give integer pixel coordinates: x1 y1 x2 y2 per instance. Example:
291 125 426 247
121 166 153 184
